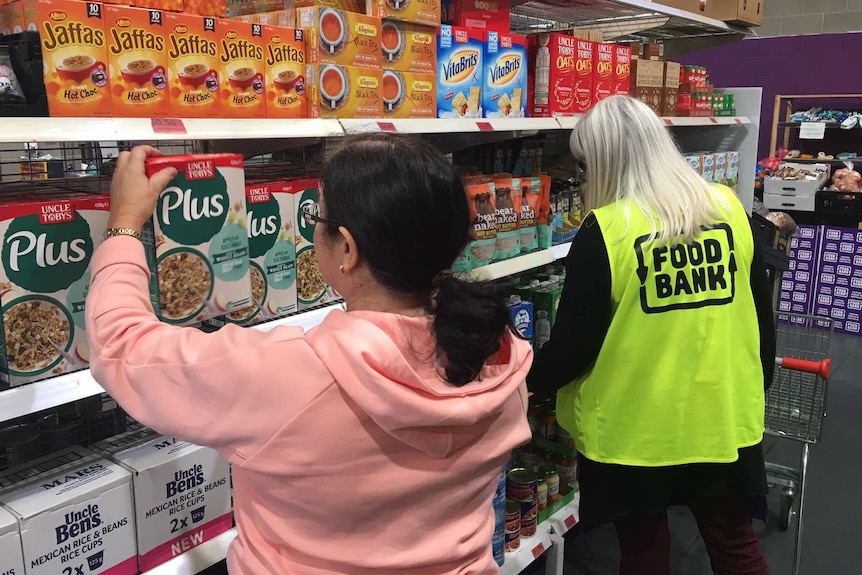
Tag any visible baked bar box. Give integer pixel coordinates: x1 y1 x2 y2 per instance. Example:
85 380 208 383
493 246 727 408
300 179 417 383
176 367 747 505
0 192 111 388
0 505 24 575
0 446 137 575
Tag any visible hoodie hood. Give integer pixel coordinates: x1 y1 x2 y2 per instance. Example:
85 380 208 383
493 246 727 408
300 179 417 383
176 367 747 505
307 309 532 458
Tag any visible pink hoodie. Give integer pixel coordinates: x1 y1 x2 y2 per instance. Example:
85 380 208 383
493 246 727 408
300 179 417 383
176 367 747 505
85 236 533 575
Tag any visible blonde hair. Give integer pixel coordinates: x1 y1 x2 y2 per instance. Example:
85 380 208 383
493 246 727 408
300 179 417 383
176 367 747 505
570 95 729 245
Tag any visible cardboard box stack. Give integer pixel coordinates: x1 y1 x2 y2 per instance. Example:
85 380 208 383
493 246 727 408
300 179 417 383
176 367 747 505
678 65 714 117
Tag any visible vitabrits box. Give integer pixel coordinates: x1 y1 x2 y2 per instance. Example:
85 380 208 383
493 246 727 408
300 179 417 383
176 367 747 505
38 0 112 117
262 25 307 119
366 0 440 27
109 435 232 571
528 34 589 117
482 31 526 119
613 44 631 96
106 6 170 118
145 154 252 325
165 12 221 118
381 20 435 74
0 447 136 575
382 70 435 117
436 25 482 118
0 506 24 575
306 63 383 117
297 7 382 70
218 20 267 118
592 42 613 103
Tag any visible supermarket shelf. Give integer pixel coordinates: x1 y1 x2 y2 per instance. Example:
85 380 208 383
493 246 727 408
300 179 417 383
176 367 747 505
510 0 749 40
144 528 237 575
550 242 572 260
0 304 343 425
500 492 580 575
664 116 751 126
471 250 557 282
340 117 562 135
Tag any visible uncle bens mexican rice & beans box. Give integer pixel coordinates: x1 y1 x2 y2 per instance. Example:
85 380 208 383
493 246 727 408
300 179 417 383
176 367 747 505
0 505 25 575
106 434 232 571
0 447 136 575
218 19 266 118
436 24 482 119
482 31 526 119
165 11 220 118
106 5 170 118
145 154 252 325
0 192 111 388
263 25 307 119
38 0 112 117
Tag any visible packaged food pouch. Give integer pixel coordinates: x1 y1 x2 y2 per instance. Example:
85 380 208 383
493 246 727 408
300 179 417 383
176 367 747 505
536 175 552 249
492 177 521 261
519 177 541 253
465 182 497 268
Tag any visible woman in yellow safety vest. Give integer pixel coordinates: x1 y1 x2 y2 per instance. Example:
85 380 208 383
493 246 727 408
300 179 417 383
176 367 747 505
528 95 775 575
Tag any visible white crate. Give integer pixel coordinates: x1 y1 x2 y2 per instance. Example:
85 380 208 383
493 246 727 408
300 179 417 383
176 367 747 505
764 163 830 197
764 192 816 212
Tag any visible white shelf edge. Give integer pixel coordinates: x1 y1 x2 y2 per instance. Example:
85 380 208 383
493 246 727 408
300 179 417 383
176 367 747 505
470 249 557 282
555 116 582 130
663 116 751 127
500 491 581 575
550 242 572 261
143 528 237 575
0 304 342 424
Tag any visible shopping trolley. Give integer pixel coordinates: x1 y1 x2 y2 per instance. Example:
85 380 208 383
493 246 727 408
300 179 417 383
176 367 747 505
765 313 832 575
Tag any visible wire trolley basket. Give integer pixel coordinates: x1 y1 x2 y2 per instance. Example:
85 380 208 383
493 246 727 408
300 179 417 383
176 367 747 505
765 313 832 575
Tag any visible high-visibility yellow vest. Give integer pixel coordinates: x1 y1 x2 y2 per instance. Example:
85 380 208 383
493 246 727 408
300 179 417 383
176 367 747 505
556 185 765 466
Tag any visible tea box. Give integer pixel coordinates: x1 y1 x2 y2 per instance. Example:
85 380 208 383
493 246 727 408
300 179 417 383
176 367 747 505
382 70 435 118
367 0 440 27
297 6 381 70
306 63 383 118
381 20 435 74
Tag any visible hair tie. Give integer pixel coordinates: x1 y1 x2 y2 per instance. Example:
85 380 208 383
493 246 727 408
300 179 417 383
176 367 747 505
433 269 453 286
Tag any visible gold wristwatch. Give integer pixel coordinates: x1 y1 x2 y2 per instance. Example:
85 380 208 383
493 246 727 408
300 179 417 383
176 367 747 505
103 227 142 241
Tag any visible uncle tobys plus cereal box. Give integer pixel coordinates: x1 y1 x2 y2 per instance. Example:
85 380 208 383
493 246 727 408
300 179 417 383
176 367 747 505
38 0 112 117
145 154 251 325
436 24 481 118
482 31 526 119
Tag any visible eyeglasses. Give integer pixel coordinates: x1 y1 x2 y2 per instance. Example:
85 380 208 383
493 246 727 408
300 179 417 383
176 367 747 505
301 201 345 228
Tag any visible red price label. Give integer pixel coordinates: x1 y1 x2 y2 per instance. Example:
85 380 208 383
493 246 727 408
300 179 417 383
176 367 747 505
663 118 674 126
377 122 397 132
564 515 577 529
151 118 187 135
476 121 494 132
709 117 718 124
531 542 546 559
735 118 742 124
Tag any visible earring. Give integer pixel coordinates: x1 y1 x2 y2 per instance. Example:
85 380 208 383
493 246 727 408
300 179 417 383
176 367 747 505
339 264 344 273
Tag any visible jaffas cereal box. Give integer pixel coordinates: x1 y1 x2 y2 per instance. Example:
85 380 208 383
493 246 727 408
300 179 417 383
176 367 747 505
436 24 481 118
0 506 24 575
286 179 338 309
482 31 526 119
165 12 220 118
133 0 182 11
0 447 136 575
106 6 169 118
381 20 435 74
218 19 266 118
382 70 435 118
592 42 613 103
263 25 307 119
307 63 383 118
0 193 110 387
528 33 589 117
108 435 232 571
38 0 112 117
144 154 252 325
613 44 631 96
297 7 381 70
367 0 440 27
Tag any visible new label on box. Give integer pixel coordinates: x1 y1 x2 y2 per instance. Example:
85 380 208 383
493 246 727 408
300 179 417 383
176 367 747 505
482 31 526 119
111 435 232 571
436 25 482 118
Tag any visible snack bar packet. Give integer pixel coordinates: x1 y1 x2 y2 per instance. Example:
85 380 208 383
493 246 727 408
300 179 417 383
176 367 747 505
465 182 497 268
492 177 521 261
536 175 553 249
519 177 541 253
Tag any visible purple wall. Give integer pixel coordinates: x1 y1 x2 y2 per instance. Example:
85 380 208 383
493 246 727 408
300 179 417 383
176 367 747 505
677 32 862 160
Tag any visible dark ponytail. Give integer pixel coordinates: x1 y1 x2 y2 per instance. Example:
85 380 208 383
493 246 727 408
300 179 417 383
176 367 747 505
321 133 517 387
431 273 513 386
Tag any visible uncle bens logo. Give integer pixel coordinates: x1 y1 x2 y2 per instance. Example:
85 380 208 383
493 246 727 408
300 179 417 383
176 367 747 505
166 464 205 497
157 161 228 245
489 53 521 86
2 203 93 293
245 186 281 258
55 503 102 544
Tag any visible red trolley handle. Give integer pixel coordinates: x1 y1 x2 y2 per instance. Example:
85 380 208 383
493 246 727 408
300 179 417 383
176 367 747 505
775 357 831 380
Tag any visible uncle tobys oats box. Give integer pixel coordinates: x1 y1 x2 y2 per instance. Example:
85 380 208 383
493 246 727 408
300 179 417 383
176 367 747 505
145 154 251 325
38 0 112 117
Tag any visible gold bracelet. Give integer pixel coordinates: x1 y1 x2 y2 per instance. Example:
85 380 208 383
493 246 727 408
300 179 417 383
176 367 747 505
103 227 142 241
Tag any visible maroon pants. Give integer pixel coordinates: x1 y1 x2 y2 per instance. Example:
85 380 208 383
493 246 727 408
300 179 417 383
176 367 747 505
613 494 769 575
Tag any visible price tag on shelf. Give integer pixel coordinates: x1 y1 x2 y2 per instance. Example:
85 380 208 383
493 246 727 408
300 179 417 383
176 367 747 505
564 514 577 530
377 122 397 132
735 118 743 125
476 121 494 132
664 118 674 126
151 118 187 135
709 117 718 124
799 122 826 140
531 542 546 559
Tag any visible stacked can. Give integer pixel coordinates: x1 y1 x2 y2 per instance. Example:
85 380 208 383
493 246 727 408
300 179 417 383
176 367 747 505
492 462 508 566
507 468 538 538
504 500 521 551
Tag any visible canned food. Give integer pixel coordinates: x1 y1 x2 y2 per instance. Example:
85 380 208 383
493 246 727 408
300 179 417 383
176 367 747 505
520 513 538 537
520 498 538 521
507 468 538 503
504 500 521 551
519 446 539 473
557 455 577 493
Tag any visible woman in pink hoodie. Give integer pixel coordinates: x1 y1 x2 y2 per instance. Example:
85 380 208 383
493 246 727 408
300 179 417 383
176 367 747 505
86 134 532 575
